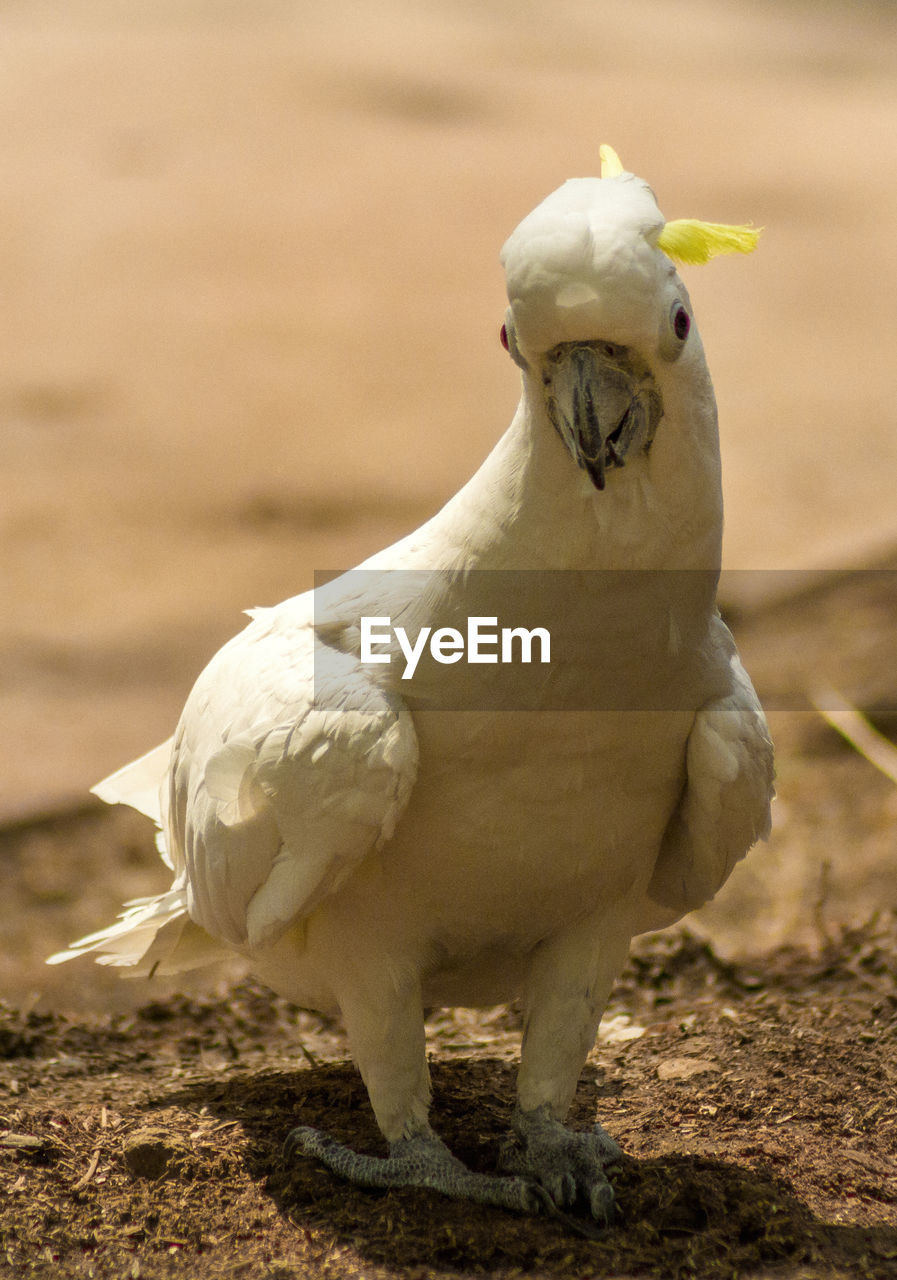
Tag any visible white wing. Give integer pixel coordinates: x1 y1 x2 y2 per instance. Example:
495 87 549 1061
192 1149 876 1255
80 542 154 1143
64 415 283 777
639 615 774 930
167 601 419 952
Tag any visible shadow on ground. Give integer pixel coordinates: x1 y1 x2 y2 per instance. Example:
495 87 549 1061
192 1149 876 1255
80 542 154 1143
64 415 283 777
157 1059 897 1280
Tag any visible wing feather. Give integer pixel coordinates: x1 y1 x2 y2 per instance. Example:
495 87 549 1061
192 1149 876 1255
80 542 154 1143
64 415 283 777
167 605 419 952
641 617 774 929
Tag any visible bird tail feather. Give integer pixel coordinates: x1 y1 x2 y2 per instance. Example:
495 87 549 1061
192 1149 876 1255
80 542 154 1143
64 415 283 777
46 884 230 977
49 738 229 975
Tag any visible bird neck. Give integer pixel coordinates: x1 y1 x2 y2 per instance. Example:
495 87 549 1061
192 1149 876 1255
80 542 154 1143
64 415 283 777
433 368 723 573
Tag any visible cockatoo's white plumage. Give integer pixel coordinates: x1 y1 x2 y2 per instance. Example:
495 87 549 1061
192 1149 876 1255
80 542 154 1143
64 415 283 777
50 149 772 1224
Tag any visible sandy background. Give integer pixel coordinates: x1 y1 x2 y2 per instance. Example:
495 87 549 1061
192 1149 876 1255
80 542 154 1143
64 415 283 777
2 2 896 825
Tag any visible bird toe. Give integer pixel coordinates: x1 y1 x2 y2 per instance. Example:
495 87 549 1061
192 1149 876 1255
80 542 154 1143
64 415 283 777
285 1123 543 1216
501 1103 621 1224
589 1176 616 1225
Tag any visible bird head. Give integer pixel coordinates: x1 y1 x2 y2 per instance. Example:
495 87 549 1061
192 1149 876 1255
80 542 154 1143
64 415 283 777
499 145 759 490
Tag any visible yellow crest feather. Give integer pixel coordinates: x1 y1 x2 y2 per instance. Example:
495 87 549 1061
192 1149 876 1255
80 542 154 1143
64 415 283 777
599 144 624 178
656 219 762 265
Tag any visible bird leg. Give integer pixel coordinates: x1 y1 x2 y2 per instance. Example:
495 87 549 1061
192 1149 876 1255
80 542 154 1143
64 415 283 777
284 922 628 1221
502 913 632 1221
283 969 544 1213
285 1119 545 1213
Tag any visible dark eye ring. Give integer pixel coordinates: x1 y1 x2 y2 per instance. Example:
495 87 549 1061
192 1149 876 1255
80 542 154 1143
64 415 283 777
500 322 510 352
672 303 691 342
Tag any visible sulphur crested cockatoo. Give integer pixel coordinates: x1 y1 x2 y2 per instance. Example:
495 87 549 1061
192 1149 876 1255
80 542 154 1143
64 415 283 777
50 147 773 1225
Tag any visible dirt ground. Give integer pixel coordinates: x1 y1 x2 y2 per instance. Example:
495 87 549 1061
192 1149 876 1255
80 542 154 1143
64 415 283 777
5 1 897 1277
4 909 897 1280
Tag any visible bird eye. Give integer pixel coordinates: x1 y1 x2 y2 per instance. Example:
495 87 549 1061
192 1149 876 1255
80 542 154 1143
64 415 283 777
500 314 529 370
671 303 690 342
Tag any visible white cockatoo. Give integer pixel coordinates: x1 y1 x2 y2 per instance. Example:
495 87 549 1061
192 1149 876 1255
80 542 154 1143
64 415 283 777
50 147 773 1225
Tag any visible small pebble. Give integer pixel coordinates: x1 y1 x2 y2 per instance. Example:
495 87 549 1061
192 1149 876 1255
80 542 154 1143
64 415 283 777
122 1127 186 1179
656 1056 720 1081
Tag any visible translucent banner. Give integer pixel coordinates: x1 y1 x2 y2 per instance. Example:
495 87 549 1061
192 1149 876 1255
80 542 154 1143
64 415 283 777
308 569 897 713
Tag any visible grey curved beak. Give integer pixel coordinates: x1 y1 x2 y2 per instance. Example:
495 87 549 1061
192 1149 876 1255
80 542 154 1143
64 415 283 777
543 343 663 490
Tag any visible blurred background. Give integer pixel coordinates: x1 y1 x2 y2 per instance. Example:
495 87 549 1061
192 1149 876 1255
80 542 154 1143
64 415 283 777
3 0 897 1010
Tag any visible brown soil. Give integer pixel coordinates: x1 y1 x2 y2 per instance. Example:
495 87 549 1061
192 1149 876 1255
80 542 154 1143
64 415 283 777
4 921 897 1279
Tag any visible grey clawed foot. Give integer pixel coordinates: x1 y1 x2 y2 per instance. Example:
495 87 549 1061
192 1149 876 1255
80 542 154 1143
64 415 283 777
284 1124 545 1215
499 1103 621 1225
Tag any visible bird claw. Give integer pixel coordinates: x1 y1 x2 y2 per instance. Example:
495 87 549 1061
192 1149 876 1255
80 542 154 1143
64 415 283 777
284 1124 544 1215
285 1111 619 1232
499 1103 620 1226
